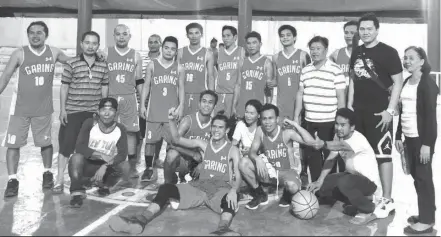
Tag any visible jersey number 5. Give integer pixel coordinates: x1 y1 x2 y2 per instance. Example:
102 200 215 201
35 76 44 86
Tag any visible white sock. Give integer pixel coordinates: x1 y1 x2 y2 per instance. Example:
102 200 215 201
9 174 17 180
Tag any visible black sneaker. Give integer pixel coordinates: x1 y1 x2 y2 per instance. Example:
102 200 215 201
70 195 83 208
42 171 54 189
4 179 19 198
141 169 157 182
108 215 146 234
279 189 292 207
210 226 242 236
98 187 110 197
245 192 268 210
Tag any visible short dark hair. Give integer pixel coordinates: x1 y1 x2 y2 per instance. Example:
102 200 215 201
27 21 49 37
211 38 218 43
99 97 118 110
163 36 178 49
245 31 261 42
260 103 279 117
222 25 238 36
186 22 203 34
245 99 263 114
278 25 297 37
343 20 358 30
219 43 225 47
199 90 218 105
336 108 355 126
82 31 100 44
211 114 233 129
358 12 380 29
308 36 329 49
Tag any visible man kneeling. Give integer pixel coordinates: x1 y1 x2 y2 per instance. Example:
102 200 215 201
239 104 316 209
108 107 242 236
69 97 129 208
307 108 383 225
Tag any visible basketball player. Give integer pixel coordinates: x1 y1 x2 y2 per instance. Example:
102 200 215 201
164 90 218 184
178 22 215 115
348 13 403 215
272 25 310 120
100 24 143 178
108 108 242 236
214 25 246 117
137 34 162 163
239 104 316 210
233 31 275 118
0 21 73 197
329 20 358 89
139 36 185 181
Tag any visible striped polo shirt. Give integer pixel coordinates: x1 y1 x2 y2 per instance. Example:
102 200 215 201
300 59 345 122
62 54 109 114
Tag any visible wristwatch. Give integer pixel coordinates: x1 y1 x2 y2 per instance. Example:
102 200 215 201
386 108 397 116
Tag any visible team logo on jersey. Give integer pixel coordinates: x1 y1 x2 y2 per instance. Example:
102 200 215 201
256 66 263 70
221 156 227 161
197 56 204 61
127 58 133 62
277 143 284 149
233 56 240 60
292 60 299 64
45 57 52 61
171 70 177 75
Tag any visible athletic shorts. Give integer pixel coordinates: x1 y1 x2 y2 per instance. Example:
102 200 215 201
248 157 301 187
213 93 234 117
111 94 139 133
354 109 393 161
145 122 172 144
175 180 232 214
2 114 52 148
184 93 200 116
58 111 94 157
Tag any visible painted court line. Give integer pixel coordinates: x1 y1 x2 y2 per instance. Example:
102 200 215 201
73 204 129 236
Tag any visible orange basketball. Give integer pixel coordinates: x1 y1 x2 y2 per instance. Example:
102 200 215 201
290 190 319 220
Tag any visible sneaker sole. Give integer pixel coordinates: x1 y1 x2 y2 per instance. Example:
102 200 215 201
279 203 290 207
245 199 269 210
108 216 143 234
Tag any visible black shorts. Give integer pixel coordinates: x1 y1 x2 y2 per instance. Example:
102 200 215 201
354 109 393 162
139 116 146 139
58 111 94 157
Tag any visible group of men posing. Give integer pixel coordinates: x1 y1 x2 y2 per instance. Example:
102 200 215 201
0 12 404 235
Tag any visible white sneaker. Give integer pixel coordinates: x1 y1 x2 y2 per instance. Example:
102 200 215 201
374 197 395 218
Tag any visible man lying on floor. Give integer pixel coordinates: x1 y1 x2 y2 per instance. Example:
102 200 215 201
108 108 242 236
69 97 129 208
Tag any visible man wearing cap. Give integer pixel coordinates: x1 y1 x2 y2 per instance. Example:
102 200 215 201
67 97 129 208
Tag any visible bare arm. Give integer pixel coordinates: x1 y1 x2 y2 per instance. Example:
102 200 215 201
264 57 276 88
301 51 311 67
293 86 304 121
169 110 206 151
177 64 186 112
101 67 109 98
205 50 215 90
135 52 144 95
141 62 154 110
0 49 21 95
316 151 339 183
177 48 183 65
272 54 279 88
60 84 69 112
229 146 242 190
347 74 354 109
336 88 346 109
283 119 316 146
249 127 263 161
388 73 404 111
52 47 72 64
329 49 339 63
232 59 243 115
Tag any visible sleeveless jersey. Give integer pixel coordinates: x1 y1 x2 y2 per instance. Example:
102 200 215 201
261 126 291 170
239 56 267 104
184 112 211 141
181 46 207 93
107 47 137 95
199 140 231 182
146 59 179 122
336 47 350 78
216 46 241 93
276 49 303 119
12 45 55 117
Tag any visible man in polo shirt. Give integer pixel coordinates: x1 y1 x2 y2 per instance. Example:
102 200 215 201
293 36 346 184
53 31 109 194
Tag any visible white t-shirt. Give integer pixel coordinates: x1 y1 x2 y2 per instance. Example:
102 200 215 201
338 131 382 197
232 121 257 153
400 82 419 137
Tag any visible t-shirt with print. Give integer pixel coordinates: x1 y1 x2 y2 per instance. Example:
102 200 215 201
232 120 257 153
349 42 402 112
338 130 382 197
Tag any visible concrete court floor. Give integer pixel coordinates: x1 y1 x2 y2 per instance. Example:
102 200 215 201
0 83 440 236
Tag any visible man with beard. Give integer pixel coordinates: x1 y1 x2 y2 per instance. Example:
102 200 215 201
178 22 216 115
163 90 218 184
68 97 128 208
0 21 75 197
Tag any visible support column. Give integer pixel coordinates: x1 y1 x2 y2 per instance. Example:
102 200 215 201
427 0 440 71
238 0 252 48
76 0 93 55
105 19 119 48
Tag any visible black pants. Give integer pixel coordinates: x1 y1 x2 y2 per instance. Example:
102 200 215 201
58 111 94 157
68 153 124 195
405 136 436 224
303 121 334 181
319 172 377 214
